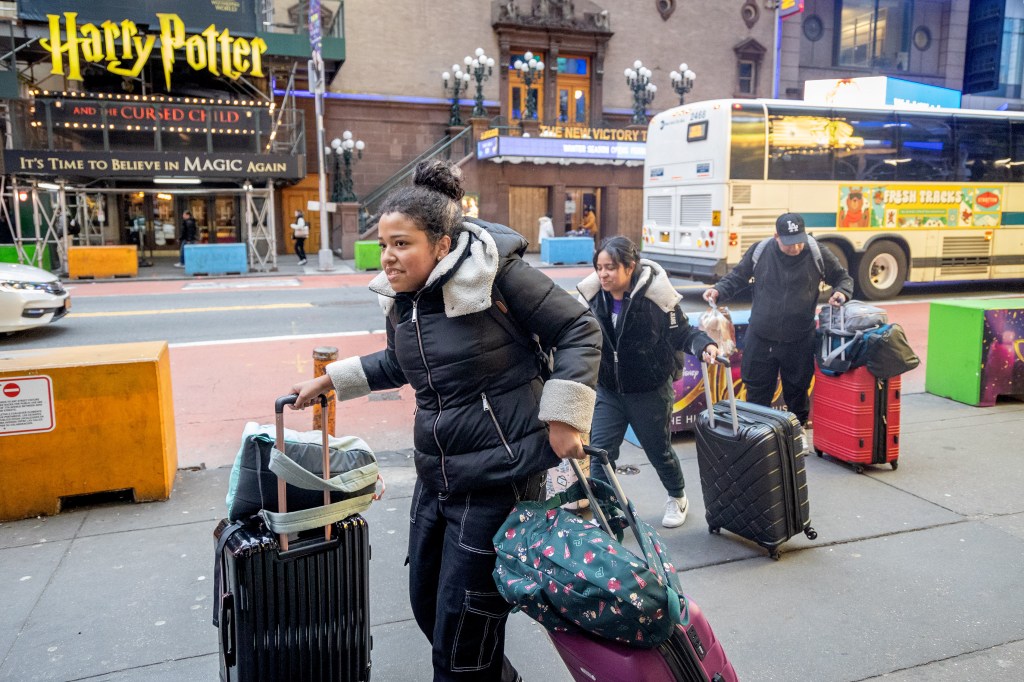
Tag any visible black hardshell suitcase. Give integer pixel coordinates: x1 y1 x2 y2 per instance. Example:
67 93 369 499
213 395 372 681
694 361 817 559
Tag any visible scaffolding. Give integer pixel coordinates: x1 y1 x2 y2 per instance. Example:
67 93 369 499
1 180 277 274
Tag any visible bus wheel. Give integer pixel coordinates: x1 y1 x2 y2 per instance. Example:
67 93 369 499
855 241 906 300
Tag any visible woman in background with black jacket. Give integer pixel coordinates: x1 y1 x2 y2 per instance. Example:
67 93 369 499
290 160 601 682
578 236 718 528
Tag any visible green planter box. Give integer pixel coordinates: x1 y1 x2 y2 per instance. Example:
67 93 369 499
354 240 380 271
0 244 51 270
925 299 1024 406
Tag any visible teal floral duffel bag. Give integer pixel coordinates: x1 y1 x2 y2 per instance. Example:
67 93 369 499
493 453 686 648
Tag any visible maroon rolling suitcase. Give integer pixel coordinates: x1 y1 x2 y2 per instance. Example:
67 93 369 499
812 366 901 471
549 602 737 682
547 451 739 682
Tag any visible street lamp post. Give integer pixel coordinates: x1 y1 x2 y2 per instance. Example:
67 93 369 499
669 63 696 106
624 60 657 125
442 64 471 127
328 130 365 203
513 51 544 121
465 47 495 118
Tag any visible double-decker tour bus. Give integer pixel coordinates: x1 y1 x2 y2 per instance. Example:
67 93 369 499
641 99 1024 299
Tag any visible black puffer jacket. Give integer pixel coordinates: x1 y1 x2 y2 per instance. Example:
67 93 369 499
326 218 601 494
713 237 854 342
578 260 713 394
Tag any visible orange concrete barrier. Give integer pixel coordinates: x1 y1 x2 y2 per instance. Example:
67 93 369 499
0 341 177 521
68 245 138 279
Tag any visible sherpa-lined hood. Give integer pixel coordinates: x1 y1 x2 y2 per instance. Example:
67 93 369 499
368 219 527 317
577 258 682 312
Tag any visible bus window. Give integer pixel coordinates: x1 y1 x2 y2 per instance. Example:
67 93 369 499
1011 122 1024 183
767 106 835 180
730 103 765 180
895 113 955 181
833 110 898 181
956 117 1010 182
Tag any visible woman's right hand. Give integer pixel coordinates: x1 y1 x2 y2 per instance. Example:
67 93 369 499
290 374 334 410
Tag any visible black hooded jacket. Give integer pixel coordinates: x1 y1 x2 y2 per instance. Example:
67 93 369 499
713 238 854 342
578 260 713 394
325 218 601 494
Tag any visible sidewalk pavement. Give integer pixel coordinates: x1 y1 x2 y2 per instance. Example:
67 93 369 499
4 388 1023 680
5 265 1023 680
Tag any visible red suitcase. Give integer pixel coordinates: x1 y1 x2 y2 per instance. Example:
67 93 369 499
811 366 901 472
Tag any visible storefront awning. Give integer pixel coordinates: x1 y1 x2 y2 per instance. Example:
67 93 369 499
477 136 645 166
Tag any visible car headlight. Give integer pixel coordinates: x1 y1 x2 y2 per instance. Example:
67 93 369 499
0 280 62 293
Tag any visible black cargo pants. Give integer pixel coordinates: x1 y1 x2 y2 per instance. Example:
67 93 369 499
740 329 815 425
408 474 543 681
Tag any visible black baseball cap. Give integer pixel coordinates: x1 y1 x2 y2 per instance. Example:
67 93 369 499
775 212 807 246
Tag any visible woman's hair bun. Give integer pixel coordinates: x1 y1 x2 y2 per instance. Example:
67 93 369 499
413 160 465 202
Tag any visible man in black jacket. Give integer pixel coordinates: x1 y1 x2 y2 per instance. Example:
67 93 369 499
703 213 854 426
175 211 198 268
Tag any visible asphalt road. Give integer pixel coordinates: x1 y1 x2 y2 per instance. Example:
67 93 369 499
2 271 1022 351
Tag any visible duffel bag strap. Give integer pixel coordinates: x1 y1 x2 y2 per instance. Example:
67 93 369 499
269 447 379 494
579 447 683 593
261 492 375 535
544 479 626 543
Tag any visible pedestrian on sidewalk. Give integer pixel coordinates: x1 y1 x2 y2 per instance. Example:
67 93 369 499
175 211 198 268
578 236 719 528
290 209 308 265
537 214 554 243
702 212 854 426
289 159 601 682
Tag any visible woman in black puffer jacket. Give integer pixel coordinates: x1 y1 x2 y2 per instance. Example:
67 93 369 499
291 160 601 682
578 236 717 530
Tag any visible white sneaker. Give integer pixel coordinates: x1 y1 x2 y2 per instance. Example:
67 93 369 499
662 494 689 528
173 263 184 268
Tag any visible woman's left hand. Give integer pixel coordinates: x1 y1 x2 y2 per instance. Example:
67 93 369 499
548 421 585 460
701 343 720 365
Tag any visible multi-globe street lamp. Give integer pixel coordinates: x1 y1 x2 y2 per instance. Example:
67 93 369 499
464 47 495 118
670 63 697 105
624 60 656 125
328 131 365 203
442 64 471 127
513 51 544 121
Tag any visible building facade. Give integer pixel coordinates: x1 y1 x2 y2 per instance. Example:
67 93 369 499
0 0 343 271
319 0 975 252
2 1 987 268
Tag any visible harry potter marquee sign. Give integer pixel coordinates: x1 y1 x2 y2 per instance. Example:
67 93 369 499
40 12 268 90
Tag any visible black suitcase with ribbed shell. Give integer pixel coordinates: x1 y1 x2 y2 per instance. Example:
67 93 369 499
694 361 817 560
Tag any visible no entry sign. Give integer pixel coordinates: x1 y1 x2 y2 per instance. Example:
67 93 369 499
0 376 55 436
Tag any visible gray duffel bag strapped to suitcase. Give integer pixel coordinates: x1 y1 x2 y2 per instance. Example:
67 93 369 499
225 395 382 537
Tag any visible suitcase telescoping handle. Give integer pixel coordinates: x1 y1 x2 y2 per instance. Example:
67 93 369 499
568 446 646 557
701 357 739 436
274 393 331 551
568 447 683 615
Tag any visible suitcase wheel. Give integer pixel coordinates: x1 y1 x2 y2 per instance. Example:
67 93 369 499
853 463 865 474
815 449 824 458
890 460 898 471
768 548 781 561
804 526 818 541
708 526 720 535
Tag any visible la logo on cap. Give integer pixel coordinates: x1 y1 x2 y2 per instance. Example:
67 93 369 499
786 220 800 233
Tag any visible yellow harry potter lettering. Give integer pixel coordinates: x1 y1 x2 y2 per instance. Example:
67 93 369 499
42 13 267 90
